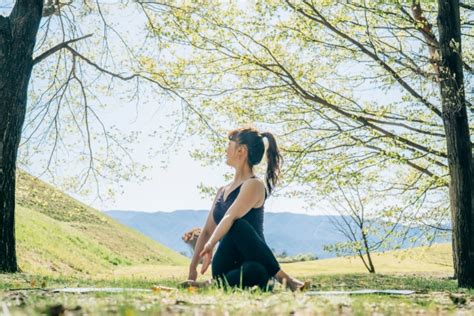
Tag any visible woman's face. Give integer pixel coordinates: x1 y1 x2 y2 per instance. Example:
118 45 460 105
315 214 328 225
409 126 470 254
225 140 235 166
225 139 243 166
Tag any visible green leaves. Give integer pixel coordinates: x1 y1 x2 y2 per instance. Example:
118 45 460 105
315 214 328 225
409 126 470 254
132 1 469 244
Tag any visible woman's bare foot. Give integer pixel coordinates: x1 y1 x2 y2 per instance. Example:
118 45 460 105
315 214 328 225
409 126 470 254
287 277 310 292
275 269 310 292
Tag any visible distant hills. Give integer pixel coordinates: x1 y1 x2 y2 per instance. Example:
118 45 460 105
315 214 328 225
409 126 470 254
106 210 451 259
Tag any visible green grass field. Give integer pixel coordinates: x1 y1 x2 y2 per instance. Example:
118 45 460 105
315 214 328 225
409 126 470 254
14 171 188 278
1 171 472 315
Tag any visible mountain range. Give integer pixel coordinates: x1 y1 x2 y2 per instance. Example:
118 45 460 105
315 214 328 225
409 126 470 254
105 210 451 259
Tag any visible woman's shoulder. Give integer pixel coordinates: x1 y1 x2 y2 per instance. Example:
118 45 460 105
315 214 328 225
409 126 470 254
250 177 268 198
249 176 264 185
242 177 266 192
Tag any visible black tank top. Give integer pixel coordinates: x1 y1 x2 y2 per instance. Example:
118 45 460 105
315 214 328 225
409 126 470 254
212 176 267 240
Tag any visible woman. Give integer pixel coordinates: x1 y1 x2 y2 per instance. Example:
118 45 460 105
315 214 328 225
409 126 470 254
183 127 306 291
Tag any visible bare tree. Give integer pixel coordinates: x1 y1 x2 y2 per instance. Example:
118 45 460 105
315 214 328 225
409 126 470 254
325 184 376 273
324 180 416 274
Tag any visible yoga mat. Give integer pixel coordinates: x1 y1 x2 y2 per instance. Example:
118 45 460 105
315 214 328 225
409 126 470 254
51 286 176 293
305 289 415 296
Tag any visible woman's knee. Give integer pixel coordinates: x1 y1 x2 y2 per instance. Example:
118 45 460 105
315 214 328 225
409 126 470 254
214 261 270 291
242 261 268 278
241 261 269 288
242 261 267 275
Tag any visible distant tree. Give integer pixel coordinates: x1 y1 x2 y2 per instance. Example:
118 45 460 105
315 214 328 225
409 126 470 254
325 177 450 274
278 253 318 263
324 181 393 273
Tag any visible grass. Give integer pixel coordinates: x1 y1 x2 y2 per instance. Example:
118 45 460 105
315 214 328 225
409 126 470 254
1 272 473 315
3 170 472 314
283 243 453 278
2 242 471 315
14 170 188 278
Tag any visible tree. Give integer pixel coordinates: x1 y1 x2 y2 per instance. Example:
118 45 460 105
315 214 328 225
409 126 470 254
323 180 432 274
140 1 472 286
324 182 379 273
437 0 473 287
0 1 43 272
0 1 212 272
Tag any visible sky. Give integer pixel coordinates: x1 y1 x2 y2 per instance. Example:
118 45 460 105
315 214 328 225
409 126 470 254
3 1 454 217
72 96 318 214
97 145 313 214
25 100 317 214
0 1 326 216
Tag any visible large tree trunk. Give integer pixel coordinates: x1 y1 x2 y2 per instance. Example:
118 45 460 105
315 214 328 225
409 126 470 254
450 183 458 279
437 0 474 288
0 1 43 273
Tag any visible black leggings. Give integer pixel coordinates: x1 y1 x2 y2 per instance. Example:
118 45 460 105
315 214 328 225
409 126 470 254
211 218 280 290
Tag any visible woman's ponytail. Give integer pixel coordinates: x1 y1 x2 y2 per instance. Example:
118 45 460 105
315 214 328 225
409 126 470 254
261 132 283 196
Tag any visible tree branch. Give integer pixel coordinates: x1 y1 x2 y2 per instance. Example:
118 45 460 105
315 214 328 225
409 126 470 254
65 45 221 138
33 33 93 66
287 0 443 119
460 2 474 11
205 17 448 159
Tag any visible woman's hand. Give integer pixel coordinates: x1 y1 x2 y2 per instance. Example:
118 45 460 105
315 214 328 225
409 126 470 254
199 241 214 274
179 269 198 289
187 268 198 281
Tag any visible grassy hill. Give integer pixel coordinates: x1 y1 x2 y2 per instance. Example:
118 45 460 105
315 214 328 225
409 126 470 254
14 170 189 278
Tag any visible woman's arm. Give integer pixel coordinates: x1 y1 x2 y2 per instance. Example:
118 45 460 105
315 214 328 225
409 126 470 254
204 180 264 250
188 224 211 272
203 215 233 253
187 187 222 279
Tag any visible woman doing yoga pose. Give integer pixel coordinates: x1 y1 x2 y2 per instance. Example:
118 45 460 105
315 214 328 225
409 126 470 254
183 126 306 291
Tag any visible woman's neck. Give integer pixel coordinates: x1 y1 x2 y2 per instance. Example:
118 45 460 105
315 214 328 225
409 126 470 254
233 164 254 183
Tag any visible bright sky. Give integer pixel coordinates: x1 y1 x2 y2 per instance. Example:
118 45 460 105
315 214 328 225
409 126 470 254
0 1 323 215
99 146 313 214
69 98 317 215
2 1 414 217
